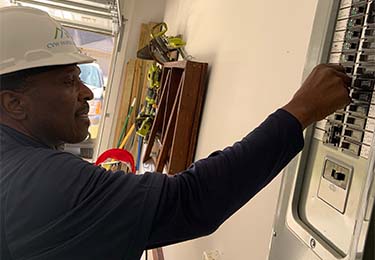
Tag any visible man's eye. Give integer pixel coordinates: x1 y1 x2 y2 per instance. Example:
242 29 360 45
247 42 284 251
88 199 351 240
64 78 75 85
64 81 74 86
64 76 84 86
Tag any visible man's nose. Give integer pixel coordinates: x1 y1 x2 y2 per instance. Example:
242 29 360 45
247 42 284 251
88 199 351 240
79 81 94 101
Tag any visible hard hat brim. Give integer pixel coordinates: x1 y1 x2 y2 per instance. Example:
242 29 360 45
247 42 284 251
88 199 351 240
0 51 95 76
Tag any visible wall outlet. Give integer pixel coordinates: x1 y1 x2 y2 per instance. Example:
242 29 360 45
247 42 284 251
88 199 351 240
202 250 222 260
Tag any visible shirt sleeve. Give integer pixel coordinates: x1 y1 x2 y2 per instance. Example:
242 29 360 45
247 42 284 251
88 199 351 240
4 109 303 260
145 109 304 248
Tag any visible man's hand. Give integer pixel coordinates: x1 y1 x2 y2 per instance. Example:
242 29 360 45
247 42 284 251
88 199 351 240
283 64 351 129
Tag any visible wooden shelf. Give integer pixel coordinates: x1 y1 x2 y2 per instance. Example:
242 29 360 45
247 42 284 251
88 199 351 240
143 60 208 174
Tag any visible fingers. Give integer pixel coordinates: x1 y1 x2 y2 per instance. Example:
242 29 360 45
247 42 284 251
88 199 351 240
324 64 352 92
317 63 352 106
286 63 355 128
326 63 346 73
338 73 352 93
326 64 351 83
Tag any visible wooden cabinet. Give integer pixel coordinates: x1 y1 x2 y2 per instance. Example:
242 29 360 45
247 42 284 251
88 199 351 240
143 60 208 174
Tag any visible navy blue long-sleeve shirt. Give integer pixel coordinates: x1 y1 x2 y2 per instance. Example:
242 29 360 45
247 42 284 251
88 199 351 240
0 109 304 260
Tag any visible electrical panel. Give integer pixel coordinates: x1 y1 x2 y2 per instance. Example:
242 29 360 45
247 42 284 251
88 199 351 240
315 0 375 160
268 1 375 260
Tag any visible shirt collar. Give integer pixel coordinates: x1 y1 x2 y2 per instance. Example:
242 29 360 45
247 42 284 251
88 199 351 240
0 123 51 149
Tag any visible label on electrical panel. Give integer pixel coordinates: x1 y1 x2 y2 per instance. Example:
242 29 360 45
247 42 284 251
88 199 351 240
363 131 374 146
333 31 347 42
316 119 327 130
361 144 371 159
340 0 353 9
338 7 351 20
336 19 349 31
368 105 375 118
366 117 375 132
330 53 342 63
332 42 345 53
314 128 325 141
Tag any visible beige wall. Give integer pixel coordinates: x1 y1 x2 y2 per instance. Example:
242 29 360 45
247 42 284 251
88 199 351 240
0 0 10 8
162 0 318 259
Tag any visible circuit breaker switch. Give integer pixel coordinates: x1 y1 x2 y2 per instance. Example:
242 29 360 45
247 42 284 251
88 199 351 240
348 104 368 116
331 169 346 181
362 40 375 49
343 127 364 143
345 66 354 74
351 91 372 102
334 114 344 121
351 6 366 16
346 116 366 129
324 123 343 146
318 158 353 213
353 78 374 90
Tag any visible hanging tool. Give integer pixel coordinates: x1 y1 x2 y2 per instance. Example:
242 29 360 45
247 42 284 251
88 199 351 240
147 63 161 89
135 64 162 138
137 22 192 64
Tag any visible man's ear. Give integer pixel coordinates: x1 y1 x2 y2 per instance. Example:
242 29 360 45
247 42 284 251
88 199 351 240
0 91 27 120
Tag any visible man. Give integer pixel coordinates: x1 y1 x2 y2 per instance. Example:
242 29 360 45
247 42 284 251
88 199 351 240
0 6 350 260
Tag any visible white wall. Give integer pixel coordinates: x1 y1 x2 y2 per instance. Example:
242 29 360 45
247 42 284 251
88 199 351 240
162 1 318 259
0 0 10 8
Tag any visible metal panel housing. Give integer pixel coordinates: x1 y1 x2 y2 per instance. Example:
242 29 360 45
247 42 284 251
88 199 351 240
268 1 375 259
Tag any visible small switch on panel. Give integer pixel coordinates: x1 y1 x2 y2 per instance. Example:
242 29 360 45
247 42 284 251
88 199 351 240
331 169 346 181
351 6 366 16
346 117 355 124
335 114 344 121
351 91 372 102
319 158 353 213
344 129 353 137
367 2 375 23
348 104 368 115
353 78 374 90
365 28 375 37
324 124 343 146
362 41 375 49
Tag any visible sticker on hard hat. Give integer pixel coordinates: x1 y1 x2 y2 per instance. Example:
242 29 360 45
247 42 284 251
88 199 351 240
54 27 71 40
46 27 75 49
47 41 74 49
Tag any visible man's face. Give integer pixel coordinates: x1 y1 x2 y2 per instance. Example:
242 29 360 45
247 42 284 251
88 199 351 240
22 65 94 146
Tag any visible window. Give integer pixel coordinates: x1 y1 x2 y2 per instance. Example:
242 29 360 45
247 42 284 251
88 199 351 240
10 0 121 35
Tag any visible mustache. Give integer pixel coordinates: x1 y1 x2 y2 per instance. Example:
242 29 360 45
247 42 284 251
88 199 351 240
76 102 90 115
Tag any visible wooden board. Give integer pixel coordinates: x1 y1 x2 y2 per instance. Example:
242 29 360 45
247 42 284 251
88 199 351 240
113 59 136 147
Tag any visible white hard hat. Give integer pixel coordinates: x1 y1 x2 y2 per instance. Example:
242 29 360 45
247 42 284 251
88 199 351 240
0 6 95 76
